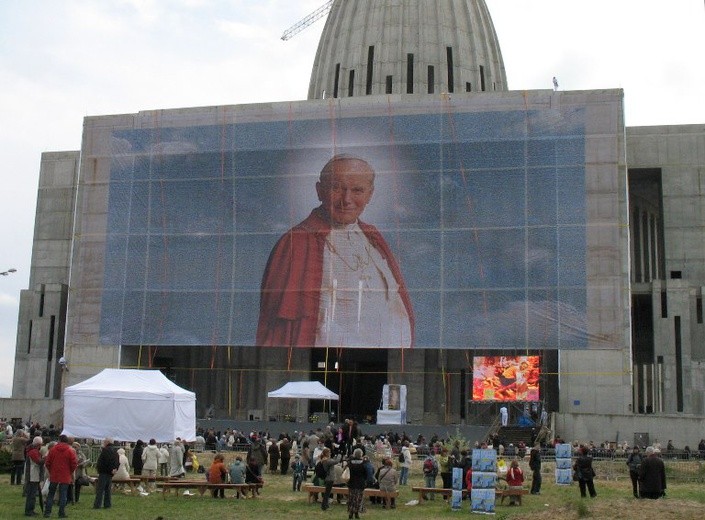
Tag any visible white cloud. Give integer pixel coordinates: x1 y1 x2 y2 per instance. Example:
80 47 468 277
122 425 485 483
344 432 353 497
0 293 19 307
216 19 274 40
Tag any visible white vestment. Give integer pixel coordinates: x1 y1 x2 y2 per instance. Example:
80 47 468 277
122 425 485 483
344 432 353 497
315 222 411 348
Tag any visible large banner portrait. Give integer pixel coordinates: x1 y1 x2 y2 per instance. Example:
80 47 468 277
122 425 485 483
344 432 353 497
79 92 627 351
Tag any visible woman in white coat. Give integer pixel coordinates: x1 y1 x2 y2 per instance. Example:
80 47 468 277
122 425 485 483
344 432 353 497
114 448 131 481
141 438 161 490
158 444 170 477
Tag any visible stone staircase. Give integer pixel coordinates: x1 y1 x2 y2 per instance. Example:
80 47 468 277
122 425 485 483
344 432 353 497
498 426 536 448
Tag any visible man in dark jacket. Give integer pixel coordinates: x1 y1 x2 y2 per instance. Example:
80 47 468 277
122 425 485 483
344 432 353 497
529 446 542 495
131 440 144 476
246 435 267 477
626 446 643 498
279 438 292 475
638 446 666 499
93 438 119 510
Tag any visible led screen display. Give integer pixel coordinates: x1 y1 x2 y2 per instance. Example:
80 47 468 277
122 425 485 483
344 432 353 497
472 355 540 402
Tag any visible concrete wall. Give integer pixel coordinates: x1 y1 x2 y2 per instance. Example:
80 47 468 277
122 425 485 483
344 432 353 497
555 412 705 448
555 125 705 446
13 151 78 399
628 125 705 415
0 398 63 427
627 126 705 278
557 88 631 417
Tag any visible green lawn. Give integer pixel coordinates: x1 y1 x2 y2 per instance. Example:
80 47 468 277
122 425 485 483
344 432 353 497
2 470 704 520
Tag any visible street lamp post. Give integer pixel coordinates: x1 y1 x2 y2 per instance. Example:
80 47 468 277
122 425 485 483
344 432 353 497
0 268 17 276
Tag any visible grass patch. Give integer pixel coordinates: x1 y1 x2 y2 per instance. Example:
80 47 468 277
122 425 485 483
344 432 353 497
2 466 705 519
574 498 591 517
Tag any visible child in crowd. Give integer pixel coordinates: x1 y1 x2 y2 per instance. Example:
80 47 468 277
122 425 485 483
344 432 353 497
291 454 306 491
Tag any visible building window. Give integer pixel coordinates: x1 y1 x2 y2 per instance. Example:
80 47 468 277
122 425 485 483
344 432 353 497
386 75 393 94
348 70 355 97
642 212 651 279
661 290 668 318
628 168 665 281
674 316 683 412
366 46 374 95
27 320 33 353
650 214 658 280
480 65 486 91
446 47 454 93
333 63 340 98
407 53 414 93
466 82 472 92
46 315 55 363
670 271 682 279
632 206 642 282
428 66 434 93
697 296 703 324
39 284 45 317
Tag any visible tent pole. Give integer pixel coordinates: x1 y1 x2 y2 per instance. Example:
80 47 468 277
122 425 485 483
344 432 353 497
324 347 330 414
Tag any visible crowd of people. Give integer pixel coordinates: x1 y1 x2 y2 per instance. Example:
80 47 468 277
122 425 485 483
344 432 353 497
2 419 205 517
1 416 681 516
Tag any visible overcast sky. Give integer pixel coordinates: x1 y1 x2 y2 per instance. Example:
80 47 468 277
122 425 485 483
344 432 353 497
1 0 703 397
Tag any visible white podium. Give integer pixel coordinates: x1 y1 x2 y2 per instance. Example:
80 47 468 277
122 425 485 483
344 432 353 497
376 384 407 424
376 409 406 424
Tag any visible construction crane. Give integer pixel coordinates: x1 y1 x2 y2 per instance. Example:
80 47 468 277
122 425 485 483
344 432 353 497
281 0 333 41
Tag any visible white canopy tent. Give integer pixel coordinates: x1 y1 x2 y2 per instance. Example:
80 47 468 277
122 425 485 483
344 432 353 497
267 381 338 422
62 369 196 442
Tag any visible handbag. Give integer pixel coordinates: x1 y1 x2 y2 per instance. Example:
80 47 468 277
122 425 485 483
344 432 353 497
341 466 350 483
572 469 580 481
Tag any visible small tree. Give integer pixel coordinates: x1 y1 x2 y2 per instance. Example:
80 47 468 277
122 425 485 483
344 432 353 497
0 447 12 473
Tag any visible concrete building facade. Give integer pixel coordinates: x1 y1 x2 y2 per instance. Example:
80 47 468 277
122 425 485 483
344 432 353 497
4 0 705 446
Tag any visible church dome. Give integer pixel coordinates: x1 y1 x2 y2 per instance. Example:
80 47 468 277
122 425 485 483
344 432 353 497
308 0 507 99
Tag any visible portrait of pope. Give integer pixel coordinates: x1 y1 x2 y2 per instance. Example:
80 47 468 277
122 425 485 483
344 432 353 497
256 154 415 348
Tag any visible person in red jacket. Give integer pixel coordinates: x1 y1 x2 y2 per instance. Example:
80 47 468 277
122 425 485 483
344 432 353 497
44 434 78 518
505 459 525 506
465 465 473 491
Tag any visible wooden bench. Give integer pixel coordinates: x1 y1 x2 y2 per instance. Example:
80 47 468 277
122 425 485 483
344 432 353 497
133 474 174 483
90 477 141 494
303 484 399 506
161 480 263 498
496 488 529 505
127 475 176 490
411 486 527 505
411 486 469 501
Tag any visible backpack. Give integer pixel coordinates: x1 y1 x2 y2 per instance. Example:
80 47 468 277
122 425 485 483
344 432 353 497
398 451 405 463
315 461 327 479
423 457 438 476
